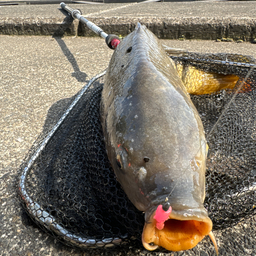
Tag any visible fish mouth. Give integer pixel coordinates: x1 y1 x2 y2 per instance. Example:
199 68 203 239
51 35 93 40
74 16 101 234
142 210 217 252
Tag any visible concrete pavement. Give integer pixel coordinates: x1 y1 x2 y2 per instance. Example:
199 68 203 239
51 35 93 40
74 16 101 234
0 1 256 40
0 1 256 256
1 34 256 255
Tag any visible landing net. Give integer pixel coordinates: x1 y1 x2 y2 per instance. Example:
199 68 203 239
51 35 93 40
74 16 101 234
19 52 256 251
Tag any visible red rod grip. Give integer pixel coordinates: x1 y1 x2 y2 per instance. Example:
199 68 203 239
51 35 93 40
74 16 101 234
111 38 121 49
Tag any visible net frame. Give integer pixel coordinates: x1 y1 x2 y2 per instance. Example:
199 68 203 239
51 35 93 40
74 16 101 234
18 52 256 251
18 71 124 248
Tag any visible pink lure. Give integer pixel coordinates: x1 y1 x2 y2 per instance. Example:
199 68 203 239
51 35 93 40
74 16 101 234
153 204 172 230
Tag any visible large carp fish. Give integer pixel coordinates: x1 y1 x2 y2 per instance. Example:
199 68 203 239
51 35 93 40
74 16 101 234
101 23 219 253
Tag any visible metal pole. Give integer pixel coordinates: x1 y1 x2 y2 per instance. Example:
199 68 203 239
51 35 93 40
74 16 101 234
60 2 108 39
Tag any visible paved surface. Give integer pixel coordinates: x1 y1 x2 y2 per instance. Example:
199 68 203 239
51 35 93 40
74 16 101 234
0 1 256 255
0 2 256 40
1 34 256 255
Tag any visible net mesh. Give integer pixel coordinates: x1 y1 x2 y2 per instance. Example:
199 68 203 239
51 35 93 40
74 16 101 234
19 52 256 251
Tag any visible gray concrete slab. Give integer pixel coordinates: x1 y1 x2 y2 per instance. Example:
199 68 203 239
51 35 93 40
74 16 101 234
162 39 256 57
0 3 125 17
0 2 256 40
0 35 256 256
0 35 113 256
0 3 134 35
82 1 256 40
90 1 256 18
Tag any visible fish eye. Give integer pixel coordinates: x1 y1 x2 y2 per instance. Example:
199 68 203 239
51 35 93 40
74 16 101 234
116 159 122 169
126 46 132 53
116 154 122 169
144 157 150 162
116 146 129 171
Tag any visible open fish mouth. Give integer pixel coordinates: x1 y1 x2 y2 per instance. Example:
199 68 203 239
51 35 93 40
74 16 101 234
142 209 217 252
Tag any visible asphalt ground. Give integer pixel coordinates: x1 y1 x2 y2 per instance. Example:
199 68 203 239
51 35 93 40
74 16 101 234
1 33 256 255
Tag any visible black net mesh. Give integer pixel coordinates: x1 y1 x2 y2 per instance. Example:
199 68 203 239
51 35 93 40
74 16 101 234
19 75 144 249
19 53 256 251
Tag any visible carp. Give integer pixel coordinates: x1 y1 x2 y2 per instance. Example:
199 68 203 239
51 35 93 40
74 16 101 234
101 23 218 253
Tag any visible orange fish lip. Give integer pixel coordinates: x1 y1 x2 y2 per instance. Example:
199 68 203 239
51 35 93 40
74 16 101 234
142 210 215 252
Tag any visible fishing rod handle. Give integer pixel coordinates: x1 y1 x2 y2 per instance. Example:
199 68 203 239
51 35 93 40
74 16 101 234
60 2 120 49
60 2 108 39
60 2 74 15
80 16 108 39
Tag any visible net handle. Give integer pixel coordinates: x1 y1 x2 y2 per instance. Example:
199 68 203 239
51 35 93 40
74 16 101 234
60 2 120 49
